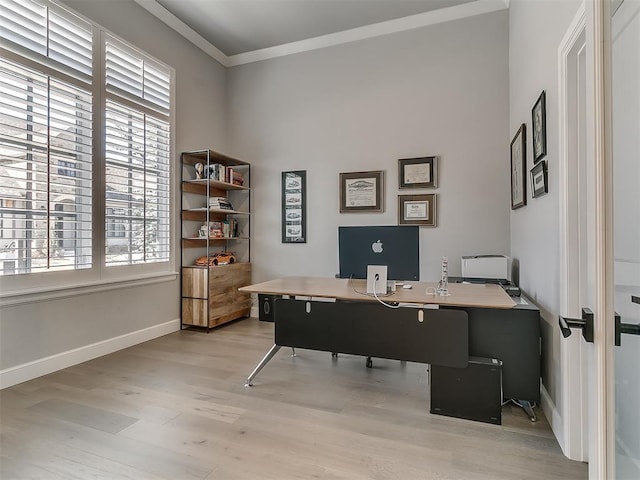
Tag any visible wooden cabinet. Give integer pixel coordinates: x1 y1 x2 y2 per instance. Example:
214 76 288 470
180 149 251 329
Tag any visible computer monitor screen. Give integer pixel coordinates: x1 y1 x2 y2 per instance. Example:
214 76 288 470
338 225 420 281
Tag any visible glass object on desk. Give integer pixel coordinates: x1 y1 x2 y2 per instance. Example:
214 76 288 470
437 256 450 296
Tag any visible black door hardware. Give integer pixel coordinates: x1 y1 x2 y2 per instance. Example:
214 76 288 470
632 295 639 305
615 311 640 347
559 308 594 343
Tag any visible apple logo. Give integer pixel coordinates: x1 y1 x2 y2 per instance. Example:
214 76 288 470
371 240 383 254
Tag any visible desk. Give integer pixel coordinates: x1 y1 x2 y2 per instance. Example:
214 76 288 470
240 277 540 414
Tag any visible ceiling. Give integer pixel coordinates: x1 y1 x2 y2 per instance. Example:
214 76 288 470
134 0 508 66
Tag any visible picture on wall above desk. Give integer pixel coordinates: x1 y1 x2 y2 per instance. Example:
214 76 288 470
282 170 306 243
398 193 437 226
510 123 527 209
532 90 547 162
530 160 548 198
340 170 384 213
398 156 438 188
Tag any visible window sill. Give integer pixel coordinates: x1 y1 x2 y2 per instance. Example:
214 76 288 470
0 271 179 308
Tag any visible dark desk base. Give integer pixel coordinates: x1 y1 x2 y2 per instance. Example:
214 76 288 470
247 297 541 412
246 298 468 386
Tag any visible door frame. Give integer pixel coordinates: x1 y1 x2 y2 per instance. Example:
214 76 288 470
585 0 616 478
557 2 588 462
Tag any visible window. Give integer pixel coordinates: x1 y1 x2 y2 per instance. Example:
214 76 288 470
0 0 173 288
0 1 93 275
104 37 171 266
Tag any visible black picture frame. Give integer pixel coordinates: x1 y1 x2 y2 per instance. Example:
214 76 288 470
282 170 307 243
398 194 437 226
339 170 384 213
532 90 547 162
398 156 438 189
510 123 527 209
531 160 548 198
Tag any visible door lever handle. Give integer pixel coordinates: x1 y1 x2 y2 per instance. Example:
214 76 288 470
559 308 594 343
615 312 640 346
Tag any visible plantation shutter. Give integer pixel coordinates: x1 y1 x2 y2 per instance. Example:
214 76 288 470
104 36 170 265
0 1 93 275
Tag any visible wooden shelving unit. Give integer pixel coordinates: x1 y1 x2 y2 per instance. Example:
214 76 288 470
180 149 252 329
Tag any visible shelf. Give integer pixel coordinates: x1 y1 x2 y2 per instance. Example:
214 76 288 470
182 261 251 269
181 149 250 167
182 237 249 248
183 178 249 192
183 207 249 215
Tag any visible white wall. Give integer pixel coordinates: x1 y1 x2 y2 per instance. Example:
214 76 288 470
508 0 582 433
0 0 227 379
227 11 510 284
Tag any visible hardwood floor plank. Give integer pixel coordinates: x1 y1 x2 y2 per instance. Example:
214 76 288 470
28 398 138 434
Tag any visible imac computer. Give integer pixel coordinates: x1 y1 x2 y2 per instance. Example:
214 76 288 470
338 226 420 289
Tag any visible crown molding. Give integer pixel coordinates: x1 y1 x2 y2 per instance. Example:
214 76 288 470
135 0 509 67
133 0 229 66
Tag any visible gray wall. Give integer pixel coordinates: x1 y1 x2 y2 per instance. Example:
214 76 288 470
0 0 227 371
508 0 582 416
227 11 510 284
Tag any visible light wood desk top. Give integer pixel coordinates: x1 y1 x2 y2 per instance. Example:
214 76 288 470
239 276 516 309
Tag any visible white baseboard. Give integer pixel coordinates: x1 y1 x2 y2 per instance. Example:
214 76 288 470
541 384 567 456
0 319 181 390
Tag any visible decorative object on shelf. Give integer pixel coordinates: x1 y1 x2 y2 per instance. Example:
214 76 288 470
282 170 307 243
510 123 527 210
531 160 548 198
398 156 438 189
398 193 437 226
340 170 384 213
194 252 237 266
532 90 547 162
195 162 204 179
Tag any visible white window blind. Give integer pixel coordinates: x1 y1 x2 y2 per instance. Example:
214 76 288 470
0 0 93 277
105 37 170 266
0 0 92 77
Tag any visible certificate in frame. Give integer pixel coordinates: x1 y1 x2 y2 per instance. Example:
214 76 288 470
398 194 437 226
398 156 438 189
339 170 384 213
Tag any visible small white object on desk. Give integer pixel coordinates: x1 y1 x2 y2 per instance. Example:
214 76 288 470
402 284 413 289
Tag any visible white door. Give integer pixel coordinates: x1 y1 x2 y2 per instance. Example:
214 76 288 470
560 1 640 477
611 0 640 478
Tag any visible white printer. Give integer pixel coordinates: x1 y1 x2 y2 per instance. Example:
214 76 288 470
461 255 509 282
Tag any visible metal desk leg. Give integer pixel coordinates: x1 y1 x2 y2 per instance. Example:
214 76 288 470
519 400 537 422
245 344 281 387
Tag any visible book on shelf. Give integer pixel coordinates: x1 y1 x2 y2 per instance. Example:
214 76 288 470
231 170 244 186
208 196 233 210
222 219 239 238
204 164 226 182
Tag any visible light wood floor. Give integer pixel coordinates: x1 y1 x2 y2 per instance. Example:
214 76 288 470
0 317 587 480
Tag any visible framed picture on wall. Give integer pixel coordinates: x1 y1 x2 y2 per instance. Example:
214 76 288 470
531 160 548 198
398 156 438 188
282 170 307 243
398 194 437 226
532 90 547 162
510 123 527 209
339 170 384 213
